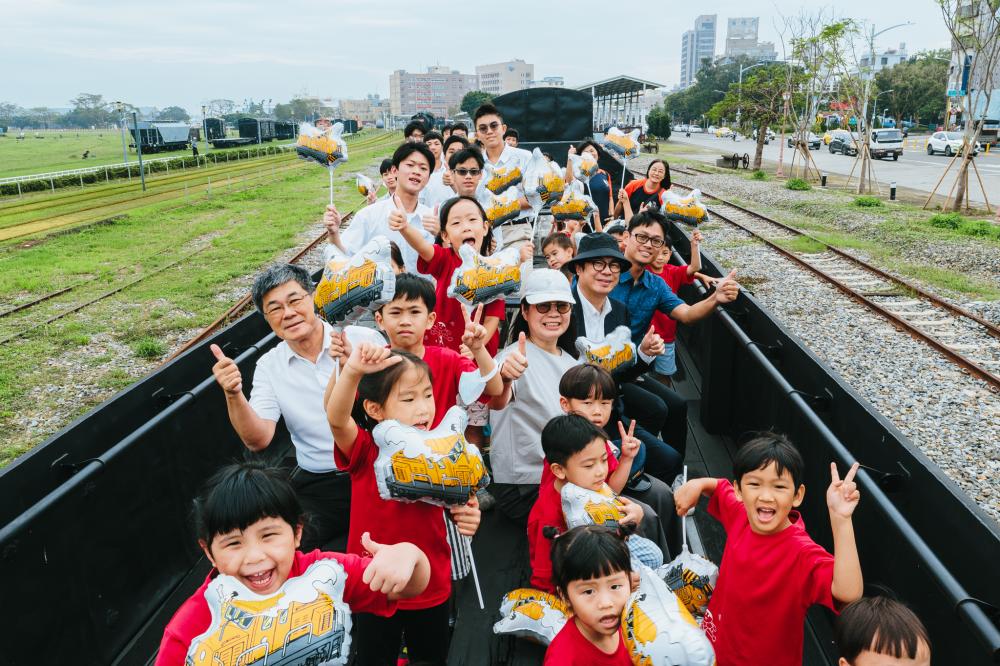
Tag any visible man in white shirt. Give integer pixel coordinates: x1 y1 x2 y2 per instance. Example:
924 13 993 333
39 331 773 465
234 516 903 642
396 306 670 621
473 103 535 252
419 133 464 211
327 142 440 271
209 263 349 550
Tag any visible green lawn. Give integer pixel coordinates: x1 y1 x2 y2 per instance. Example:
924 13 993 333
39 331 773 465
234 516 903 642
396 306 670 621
0 133 399 466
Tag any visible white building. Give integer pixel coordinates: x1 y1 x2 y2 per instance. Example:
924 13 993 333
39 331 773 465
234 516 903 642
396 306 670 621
389 66 477 117
476 60 535 96
679 15 717 88
859 43 909 74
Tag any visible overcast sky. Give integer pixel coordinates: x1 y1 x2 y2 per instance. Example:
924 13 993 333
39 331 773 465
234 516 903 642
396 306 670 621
3 0 951 114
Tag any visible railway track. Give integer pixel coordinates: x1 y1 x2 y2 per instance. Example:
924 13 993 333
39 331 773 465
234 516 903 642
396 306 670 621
664 176 1000 391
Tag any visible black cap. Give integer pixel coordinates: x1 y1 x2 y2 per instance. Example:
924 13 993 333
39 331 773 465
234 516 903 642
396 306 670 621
563 232 631 272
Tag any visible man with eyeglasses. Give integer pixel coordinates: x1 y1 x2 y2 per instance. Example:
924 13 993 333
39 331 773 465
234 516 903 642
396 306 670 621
473 103 534 252
563 234 683 495
612 210 740 452
208 263 350 552
447 146 485 199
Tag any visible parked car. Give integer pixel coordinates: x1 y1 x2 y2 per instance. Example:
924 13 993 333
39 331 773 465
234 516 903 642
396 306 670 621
927 131 981 156
787 131 821 150
828 130 860 156
715 126 735 138
707 125 718 134
752 127 774 144
870 128 904 160
688 126 704 133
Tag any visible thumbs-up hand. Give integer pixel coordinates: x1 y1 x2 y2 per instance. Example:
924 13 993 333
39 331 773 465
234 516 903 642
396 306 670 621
713 269 740 304
639 325 664 356
461 304 488 352
442 166 453 187
421 211 440 236
323 204 342 237
210 344 243 396
360 532 421 596
500 331 529 381
387 198 407 232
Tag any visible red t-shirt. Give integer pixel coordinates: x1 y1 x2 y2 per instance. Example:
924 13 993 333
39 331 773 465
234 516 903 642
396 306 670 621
530 443 620 592
704 479 836 666
335 427 451 610
623 177 665 213
421 344 481 428
544 619 632 665
418 243 506 355
647 264 695 342
155 550 396 666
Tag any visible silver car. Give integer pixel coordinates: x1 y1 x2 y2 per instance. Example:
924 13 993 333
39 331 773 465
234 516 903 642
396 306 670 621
927 131 981 156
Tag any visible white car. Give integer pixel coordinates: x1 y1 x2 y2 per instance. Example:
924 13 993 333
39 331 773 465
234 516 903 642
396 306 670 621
688 126 704 133
927 131 981 156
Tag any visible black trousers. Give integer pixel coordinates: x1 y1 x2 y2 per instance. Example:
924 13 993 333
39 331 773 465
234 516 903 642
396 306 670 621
620 378 688 459
353 601 451 665
490 482 539 526
290 467 351 552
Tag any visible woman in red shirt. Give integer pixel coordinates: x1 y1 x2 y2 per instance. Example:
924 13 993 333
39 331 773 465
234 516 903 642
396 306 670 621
614 159 671 221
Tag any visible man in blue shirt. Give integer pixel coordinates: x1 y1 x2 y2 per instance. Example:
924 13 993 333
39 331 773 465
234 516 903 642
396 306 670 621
611 209 739 459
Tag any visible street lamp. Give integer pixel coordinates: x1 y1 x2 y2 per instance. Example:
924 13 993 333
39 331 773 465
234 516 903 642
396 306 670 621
201 104 207 155
115 101 128 164
736 62 770 129
860 23 912 147
870 89 894 130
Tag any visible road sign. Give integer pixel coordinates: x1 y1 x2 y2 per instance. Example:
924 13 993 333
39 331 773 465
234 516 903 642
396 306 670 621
947 89 961 97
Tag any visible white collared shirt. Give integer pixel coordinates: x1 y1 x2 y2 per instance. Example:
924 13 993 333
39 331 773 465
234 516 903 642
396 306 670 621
248 321 342 473
419 168 455 211
578 292 655 364
338 196 434 273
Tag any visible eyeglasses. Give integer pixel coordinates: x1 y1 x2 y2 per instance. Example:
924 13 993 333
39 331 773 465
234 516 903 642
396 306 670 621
632 232 665 249
533 301 571 314
264 293 308 319
477 121 501 133
453 168 481 176
589 259 622 273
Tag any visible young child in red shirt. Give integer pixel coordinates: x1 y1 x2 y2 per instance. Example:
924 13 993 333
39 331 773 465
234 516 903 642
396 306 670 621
542 232 576 281
646 228 703 383
543 525 635 665
325 343 483 665
155 461 431 666
528 413 643 593
674 433 864 666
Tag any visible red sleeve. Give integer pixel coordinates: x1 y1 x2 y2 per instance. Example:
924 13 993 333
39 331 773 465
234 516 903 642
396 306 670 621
417 242 450 276
797 540 836 611
527 483 565 593
483 296 506 321
605 441 619 475
155 589 211 665
298 550 399 617
334 427 376 474
663 264 695 291
707 479 745 530
623 179 645 196
155 624 194 666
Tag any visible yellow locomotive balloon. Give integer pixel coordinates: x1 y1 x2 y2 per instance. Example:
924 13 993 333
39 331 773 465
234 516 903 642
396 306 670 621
575 326 638 376
372 406 490 506
524 147 565 204
493 588 569 645
570 152 600 181
561 482 627 530
603 126 641 159
447 243 522 307
185 559 353 666
661 188 709 226
551 185 596 221
295 122 348 168
656 544 719 618
355 173 377 197
477 185 522 227
484 163 524 194
314 236 396 326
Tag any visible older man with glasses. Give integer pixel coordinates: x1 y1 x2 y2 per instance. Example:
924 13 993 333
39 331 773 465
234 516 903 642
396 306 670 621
208 263 350 551
473 103 534 253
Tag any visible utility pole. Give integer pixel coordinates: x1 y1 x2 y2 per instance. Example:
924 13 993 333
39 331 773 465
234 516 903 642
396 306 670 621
116 101 128 164
132 111 146 191
201 104 207 153
777 91 790 177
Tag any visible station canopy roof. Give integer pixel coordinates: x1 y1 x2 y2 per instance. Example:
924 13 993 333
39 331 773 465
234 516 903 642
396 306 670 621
577 75 666 97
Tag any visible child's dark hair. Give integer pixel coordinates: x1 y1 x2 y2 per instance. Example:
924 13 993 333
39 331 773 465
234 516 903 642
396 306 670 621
448 146 484 170
403 120 426 138
542 232 574 253
559 364 618 402
194 460 303 549
358 350 432 419
439 195 493 254
424 130 443 144
451 121 468 134
392 141 435 171
575 139 603 158
379 158 393 175
541 414 608 468
503 128 519 141
835 596 930 662
733 432 805 488
546 525 632 596
385 272 435 311
443 135 469 154
389 241 404 269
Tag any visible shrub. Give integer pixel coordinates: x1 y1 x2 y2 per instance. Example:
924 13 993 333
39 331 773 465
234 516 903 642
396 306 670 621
132 337 166 359
958 219 999 239
785 178 811 191
853 195 883 208
750 170 768 181
928 212 964 229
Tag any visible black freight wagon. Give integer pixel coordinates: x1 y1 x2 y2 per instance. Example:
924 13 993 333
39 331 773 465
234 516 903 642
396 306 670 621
237 118 275 142
274 121 298 140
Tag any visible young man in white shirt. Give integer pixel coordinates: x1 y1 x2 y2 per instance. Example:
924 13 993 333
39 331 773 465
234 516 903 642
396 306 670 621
473 103 534 252
420 134 465 211
209 263 350 550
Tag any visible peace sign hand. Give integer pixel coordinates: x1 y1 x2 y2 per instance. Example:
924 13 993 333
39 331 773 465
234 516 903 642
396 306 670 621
617 420 640 460
827 462 861 519
346 342 402 375
460 304 488 352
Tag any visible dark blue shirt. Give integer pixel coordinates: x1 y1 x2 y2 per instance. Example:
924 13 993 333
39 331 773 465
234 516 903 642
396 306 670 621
588 172 612 221
611 269 686 343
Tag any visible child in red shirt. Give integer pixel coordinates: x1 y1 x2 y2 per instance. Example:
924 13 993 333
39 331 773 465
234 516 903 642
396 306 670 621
646 228 703 382
528 413 643 593
543 525 635 665
674 433 863 666
326 343 483 665
155 461 430 666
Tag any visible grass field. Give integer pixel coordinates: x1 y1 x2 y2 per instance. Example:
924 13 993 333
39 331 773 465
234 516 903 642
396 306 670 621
0 131 400 467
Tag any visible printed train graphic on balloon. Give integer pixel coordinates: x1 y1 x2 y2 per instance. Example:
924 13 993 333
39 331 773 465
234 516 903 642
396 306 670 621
448 244 522 307
385 431 489 504
313 260 385 323
661 563 714 617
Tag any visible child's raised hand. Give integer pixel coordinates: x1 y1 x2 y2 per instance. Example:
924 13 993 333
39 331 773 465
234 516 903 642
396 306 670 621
360 532 419 596
461 304 488 352
691 229 703 245
713 269 740 304
617 496 644 526
519 242 534 265
387 196 407 232
327 328 351 364
827 462 861 520
673 480 701 516
449 493 481 536
639 325 665 357
346 342 401 375
500 332 529 381
421 211 440 236
617 420 640 460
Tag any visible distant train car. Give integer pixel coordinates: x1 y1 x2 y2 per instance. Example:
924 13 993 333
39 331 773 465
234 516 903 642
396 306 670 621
237 118 276 142
128 121 191 153
204 117 227 141
274 121 298 140
331 118 359 134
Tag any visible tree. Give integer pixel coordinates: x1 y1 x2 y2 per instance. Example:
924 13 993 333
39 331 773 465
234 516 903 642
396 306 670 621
156 106 190 122
646 105 672 138
206 99 237 117
873 50 949 127
0 102 23 124
64 92 113 128
460 91 493 116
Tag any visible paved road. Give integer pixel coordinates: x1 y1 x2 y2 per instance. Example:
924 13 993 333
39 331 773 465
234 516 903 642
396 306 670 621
671 132 1000 205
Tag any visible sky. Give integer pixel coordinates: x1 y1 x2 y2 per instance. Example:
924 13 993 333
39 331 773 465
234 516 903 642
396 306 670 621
2 0 952 115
